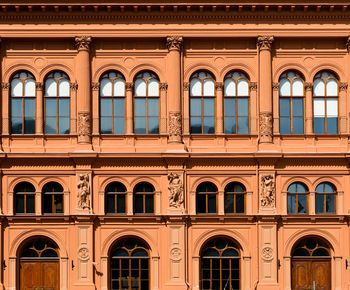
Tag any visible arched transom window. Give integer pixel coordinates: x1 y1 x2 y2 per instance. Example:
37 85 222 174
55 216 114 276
10 71 36 134
42 182 64 214
279 71 304 134
313 71 338 134
44 71 70 134
100 71 126 134
14 182 36 215
133 182 155 214
196 182 218 214
224 71 249 134
134 71 159 134
190 71 215 134
315 182 336 214
105 182 127 214
224 182 246 214
287 182 308 214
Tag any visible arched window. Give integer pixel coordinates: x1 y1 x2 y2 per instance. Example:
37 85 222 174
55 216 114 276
42 182 64 214
44 71 70 134
196 182 218 214
279 71 304 134
105 182 127 214
134 182 155 214
292 238 330 257
224 71 249 134
200 237 240 290
224 182 245 214
287 182 308 214
190 71 215 134
14 182 35 214
315 182 336 214
110 238 150 290
313 71 338 134
134 71 159 134
100 71 125 134
10 71 36 134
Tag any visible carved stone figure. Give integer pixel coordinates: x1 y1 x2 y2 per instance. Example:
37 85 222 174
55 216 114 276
77 174 90 209
168 173 184 208
259 112 273 143
166 36 183 51
260 174 275 208
169 112 182 138
78 111 91 143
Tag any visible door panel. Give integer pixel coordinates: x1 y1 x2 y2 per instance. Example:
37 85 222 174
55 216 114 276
20 261 59 290
310 260 331 290
292 260 309 290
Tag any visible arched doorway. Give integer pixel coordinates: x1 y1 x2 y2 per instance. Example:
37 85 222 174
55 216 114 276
109 237 150 290
200 237 241 290
291 237 331 290
19 237 60 290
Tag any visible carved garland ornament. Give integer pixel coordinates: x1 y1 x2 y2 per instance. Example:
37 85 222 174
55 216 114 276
166 36 183 51
168 172 184 208
260 174 275 208
259 112 273 143
257 35 274 50
75 36 91 51
262 246 273 261
77 173 90 210
169 112 182 138
78 111 91 140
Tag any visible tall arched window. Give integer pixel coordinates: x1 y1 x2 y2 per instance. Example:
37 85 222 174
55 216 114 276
100 71 125 134
110 238 150 290
105 182 127 214
200 237 240 290
313 71 338 134
42 182 64 214
315 182 336 214
279 71 304 134
287 182 308 214
14 182 35 214
10 71 36 134
44 71 70 134
134 71 159 134
196 182 218 214
224 71 249 134
190 71 215 134
134 182 155 214
224 182 245 214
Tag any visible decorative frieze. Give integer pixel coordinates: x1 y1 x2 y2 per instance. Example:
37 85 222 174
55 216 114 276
259 112 273 143
168 172 184 208
75 36 91 51
257 35 274 51
166 36 183 51
78 111 91 143
260 174 276 208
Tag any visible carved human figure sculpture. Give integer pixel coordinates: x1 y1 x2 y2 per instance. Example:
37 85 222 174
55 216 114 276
168 172 184 208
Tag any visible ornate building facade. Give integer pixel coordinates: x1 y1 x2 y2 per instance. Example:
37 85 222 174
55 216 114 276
0 1 350 289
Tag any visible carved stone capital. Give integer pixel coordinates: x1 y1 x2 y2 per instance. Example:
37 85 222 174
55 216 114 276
304 82 313 91
260 174 276 208
259 112 273 143
70 82 78 91
91 82 100 91
215 82 223 91
183 82 190 91
249 82 257 91
169 111 182 138
257 35 274 51
125 82 133 91
272 82 279 91
78 111 91 143
160 83 168 91
339 82 348 92
166 36 183 51
75 36 92 51
1 82 9 90
35 82 43 90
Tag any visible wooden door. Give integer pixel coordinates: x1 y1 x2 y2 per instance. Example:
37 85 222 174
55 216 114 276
292 259 331 290
20 261 59 290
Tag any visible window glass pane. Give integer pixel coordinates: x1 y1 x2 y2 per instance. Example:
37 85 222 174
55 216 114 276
236 194 245 213
203 79 214 96
46 98 57 117
45 117 56 134
24 79 35 97
134 194 143 213
148 98 159 116
237 98 248 116
327 117 338 134
59 98 69 117
190 117 202 133
54 195 63 213
135 79 146 96
114 117 125 134
100 78 112 96
106 194 115 213
288 183 297 192
292 79 304 96
145 194 154 213
15 194 24 213
224 98 235 117
190 98 201 116
196 194 206 213
313 78 325 96
115 98 125 117
148 78 159 96
203 117 215 134
11 117 22 134
135 98 146 116
24 98 35 116
45 78 57 96
315 194 324 213
148 117 159 134
58 79 70 97
293 117 304 134
134 117 146 134
298 195 307 214
11 78 23 97
314 98 325 117
101 117 112 134
279 98 290 116
325 194 335 213
280 117 291 134
279 78 291 96
44 194 52 213
287 194 296 214
100 98 112 116
117 194 126 213
314 117 325 134
225 117 235 134
24 99 35 134
11 98 22 117
203 98 214 116
326 79 338 96
326 99 338 117
114 79 125 96
224 194 234 213
58 117 69 134
224 79 235 96
26 194 35 214
237 117 249 134
237 78 249 96
292 98 304 116
207 194 216 213
190 78 201 96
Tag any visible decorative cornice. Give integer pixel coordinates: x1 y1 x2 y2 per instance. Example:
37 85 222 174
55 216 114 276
160 83 168 91
166 36 183 51
75 36 91 51
257 35 274 51
339 82 348 92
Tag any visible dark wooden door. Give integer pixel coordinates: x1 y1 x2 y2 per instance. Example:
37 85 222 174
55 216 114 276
292 259 331 290
20 261 59 290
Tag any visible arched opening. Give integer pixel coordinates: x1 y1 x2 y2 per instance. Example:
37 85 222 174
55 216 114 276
200 236 240 290
18 236 60 290
291 236 331 290
109 237 150 290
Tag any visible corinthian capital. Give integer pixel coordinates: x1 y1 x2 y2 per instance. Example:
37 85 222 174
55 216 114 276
257 36 274 51
75 36 92 51
166 36 183 51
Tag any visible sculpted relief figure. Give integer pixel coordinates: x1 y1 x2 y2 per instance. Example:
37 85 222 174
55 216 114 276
77 174 90 209
260 174 275 208
168 173 184 208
